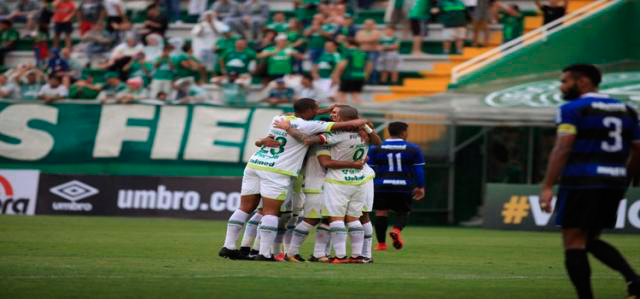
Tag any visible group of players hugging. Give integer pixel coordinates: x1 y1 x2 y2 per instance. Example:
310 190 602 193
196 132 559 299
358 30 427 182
219 98 425 264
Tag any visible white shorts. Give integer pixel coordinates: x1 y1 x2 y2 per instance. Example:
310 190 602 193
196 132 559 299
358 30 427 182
443 27 467 40
240 167 291 200
363 179 374 213
303 192 324 219
378 52 401 72
323 182 365 218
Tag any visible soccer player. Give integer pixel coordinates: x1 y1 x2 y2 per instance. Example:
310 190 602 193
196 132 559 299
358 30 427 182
219 98 367 261
539 64 640 299
369 122 426 251
313 106 375 263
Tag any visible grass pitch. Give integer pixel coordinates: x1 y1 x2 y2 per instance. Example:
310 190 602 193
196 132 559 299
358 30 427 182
1 216 639 299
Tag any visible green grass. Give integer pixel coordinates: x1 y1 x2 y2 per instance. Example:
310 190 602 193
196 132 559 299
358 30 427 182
1 216 639 299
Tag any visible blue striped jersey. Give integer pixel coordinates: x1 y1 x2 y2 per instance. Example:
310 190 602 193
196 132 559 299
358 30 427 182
368 139 426 192
556 93 640 189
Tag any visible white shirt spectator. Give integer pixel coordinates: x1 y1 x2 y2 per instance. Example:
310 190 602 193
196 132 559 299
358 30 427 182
0 82 19 99
191 15 220 59
295 85 323 101
38 84 69 98
111 42 144 59
104 0 125 17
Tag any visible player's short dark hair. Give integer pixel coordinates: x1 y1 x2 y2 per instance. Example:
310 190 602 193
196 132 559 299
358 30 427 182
388 122 408 136
293 98 318 113
563 64 602 87
338 106 359 120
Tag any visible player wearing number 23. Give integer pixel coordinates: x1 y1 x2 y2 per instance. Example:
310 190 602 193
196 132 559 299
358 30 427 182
540 64 640 299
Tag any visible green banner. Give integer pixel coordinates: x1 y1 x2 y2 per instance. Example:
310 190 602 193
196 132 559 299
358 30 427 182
0 103 289 176
484 184 640 233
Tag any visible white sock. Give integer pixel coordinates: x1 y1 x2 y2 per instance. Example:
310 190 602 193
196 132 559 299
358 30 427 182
288 221 314 256
313 223 331 258
272 227 285 255
283 215 298 254
252 233 261 251
258 215 279 258
348 220 364 258
362 221 373 259
240 213 263 248
330 221 347 258
223 210 249 250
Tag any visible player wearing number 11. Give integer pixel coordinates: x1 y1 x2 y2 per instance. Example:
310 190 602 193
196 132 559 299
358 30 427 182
539 64 640 299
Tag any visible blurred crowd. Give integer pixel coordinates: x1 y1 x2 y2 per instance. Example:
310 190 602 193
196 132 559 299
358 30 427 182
0 0 565 105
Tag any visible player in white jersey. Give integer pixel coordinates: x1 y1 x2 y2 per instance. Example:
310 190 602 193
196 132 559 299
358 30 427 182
219 98 368 261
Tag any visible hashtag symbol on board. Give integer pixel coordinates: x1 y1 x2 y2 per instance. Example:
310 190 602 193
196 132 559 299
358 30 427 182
502 196 530 224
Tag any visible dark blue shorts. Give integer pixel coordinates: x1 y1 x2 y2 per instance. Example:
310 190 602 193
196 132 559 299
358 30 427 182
554 187 624 230
373 191 413 213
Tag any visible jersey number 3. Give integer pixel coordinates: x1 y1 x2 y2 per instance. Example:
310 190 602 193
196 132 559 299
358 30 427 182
602 117 623 152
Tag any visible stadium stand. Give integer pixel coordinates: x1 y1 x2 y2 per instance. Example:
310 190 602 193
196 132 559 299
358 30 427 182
0 0 597 104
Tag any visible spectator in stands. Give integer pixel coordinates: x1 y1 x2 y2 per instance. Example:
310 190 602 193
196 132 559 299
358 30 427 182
165 0 181 24
214 27 237 64
0 3 10 21
356 19 382 84
333 39 370 104
0 20 19 66
69 73 101 99
173 43 207 84
78 0 106 36
116 77 149 103
1 0 40 33
258 34 304 83
168 36 185 56
192 11 219 72
437 0 468 54
189 0 208 19
211 72 249 106
82 21 115 62
104 0 129 36
267 12 289 33
150 44 175 99
98 71 125 103
242 0 269 40
295 74 324 101
501 4 523 44
38 75 68 103
211 0 244 37
287 18 306 73
124 52 153 87
408 0 431 55
220 39 255 78
47 47 69 75
61 47 82 80
143 33 164 62
263 78 295 106
386 0 408 36
13 65 45 100
107 33 144 80
536 0 567 25
294 0 318 27
471 0 494 47
52 0 76 50
312 40 340 100
379 26 401 85
0 74 19 99
335 14 356 40
140 4 168 41
170 77 208 104
305 16 327 64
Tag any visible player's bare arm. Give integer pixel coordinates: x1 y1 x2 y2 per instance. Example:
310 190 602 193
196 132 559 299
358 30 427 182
255 136 280 148
317 154 365 169
539 134 576 212
365 121 383 145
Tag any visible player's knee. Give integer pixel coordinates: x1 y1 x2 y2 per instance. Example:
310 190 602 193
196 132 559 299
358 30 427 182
562 229 588 250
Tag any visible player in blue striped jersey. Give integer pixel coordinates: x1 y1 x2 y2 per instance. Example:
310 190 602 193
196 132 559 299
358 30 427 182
540 64 640 299
368 122 426 251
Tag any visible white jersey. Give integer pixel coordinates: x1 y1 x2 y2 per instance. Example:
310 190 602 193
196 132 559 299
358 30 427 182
247 115 335 176
302 145 326 194
317 131 374 185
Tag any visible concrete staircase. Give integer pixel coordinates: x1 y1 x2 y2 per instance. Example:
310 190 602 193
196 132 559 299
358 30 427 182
373 0 596 103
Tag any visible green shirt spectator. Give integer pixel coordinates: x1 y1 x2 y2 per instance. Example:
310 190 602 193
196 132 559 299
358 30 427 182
438 0 467 28
316 52 341 79
172 52 201 79
222 49 256 75
69 75 101 100
215 34 239 55
267 12 289 33
501 7 524 43
153 56 175 80
341 48 368 80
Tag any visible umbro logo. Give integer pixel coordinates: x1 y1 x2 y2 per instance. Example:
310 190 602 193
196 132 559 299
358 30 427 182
50 180 99 202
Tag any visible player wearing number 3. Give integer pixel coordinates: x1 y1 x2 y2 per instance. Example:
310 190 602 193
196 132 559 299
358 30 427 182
540 64 640 299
